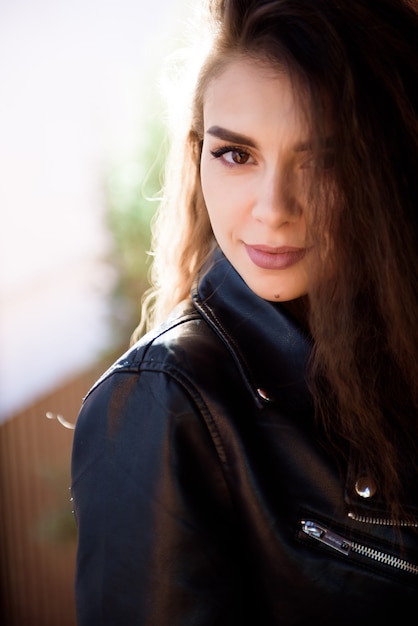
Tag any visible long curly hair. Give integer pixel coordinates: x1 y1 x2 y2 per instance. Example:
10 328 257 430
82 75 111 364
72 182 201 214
135 0 418 520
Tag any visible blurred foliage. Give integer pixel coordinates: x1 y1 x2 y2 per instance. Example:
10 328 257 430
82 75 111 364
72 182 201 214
35 464 77 545
103 4 191 347
104 109 168 346
36 507 77 545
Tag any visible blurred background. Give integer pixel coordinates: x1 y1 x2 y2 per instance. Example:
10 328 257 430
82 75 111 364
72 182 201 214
0 0 194 623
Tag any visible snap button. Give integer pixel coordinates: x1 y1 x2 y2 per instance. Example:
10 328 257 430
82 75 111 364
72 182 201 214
354 476 377 498
256 388 274 402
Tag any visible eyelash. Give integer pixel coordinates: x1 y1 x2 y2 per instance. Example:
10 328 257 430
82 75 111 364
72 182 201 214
209 145 335 170
210 145 253 165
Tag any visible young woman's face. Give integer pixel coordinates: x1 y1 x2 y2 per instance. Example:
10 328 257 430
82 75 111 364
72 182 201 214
200 57 324 302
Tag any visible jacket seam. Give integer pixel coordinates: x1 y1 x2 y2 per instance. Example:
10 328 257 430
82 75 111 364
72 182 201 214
81 312 202 403
140 362 231 470
192 297 265 408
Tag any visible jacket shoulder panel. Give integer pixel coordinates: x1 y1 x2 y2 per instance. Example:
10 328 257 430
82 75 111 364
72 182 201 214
82 305 251 418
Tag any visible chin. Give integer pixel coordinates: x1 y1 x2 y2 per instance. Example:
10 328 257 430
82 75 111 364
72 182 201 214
248 281 307 303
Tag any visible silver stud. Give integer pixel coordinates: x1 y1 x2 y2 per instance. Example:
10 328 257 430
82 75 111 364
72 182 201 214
355 476 377 498
256 388 274 402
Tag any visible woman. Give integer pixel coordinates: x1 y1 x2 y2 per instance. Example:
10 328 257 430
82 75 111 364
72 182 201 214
71 0 418 623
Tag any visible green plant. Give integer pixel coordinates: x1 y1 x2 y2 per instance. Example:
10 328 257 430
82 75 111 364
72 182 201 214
104 103 168 345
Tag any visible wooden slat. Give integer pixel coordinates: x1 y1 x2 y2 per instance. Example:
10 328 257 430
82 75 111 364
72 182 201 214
0 356 115 626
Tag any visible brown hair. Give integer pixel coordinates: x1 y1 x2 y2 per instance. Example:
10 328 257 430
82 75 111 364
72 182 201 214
135 0 418 519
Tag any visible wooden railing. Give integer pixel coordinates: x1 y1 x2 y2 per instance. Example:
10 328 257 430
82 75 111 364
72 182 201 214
0 356 115 626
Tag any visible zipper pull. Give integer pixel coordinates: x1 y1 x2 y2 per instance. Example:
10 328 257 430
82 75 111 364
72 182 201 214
301 520 352 555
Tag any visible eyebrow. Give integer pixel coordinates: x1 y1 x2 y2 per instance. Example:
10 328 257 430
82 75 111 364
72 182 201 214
206 125 335 153
206 126 258 148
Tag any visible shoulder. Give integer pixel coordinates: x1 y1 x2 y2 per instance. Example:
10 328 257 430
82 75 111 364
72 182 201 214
83 300 232 404
73 301 238 472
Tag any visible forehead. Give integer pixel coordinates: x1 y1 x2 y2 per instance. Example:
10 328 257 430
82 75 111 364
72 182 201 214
203 57 307 129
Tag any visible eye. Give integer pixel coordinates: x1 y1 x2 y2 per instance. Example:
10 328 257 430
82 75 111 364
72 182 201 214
210 146 253 165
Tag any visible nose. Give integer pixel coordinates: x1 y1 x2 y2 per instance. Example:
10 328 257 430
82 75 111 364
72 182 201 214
252 166 302 227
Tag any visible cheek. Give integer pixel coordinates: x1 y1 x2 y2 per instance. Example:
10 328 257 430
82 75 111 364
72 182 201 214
200 158 229 225
200 153 216 208
200 152 251 236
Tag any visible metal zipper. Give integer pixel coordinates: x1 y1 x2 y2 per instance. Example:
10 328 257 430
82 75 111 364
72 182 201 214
347 511 418 527
300 519 418 575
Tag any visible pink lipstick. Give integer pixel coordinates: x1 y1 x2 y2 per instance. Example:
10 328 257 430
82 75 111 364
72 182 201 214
244 244 306 270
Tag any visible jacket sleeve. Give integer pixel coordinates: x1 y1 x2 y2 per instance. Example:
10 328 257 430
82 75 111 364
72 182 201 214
71 367 246 625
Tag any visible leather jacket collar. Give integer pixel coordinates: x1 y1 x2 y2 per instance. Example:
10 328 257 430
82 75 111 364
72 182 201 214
191 248 313 412
191 249 418 520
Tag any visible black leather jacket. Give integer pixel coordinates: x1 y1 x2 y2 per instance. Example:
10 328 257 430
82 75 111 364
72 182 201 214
71 250 418 625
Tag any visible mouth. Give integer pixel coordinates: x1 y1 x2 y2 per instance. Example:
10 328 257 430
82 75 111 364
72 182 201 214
244 244 307 270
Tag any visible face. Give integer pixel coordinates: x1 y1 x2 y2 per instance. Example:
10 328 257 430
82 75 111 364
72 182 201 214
200 58 325 302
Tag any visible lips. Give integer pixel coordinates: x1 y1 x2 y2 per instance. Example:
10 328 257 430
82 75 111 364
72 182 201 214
244 244 306 270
